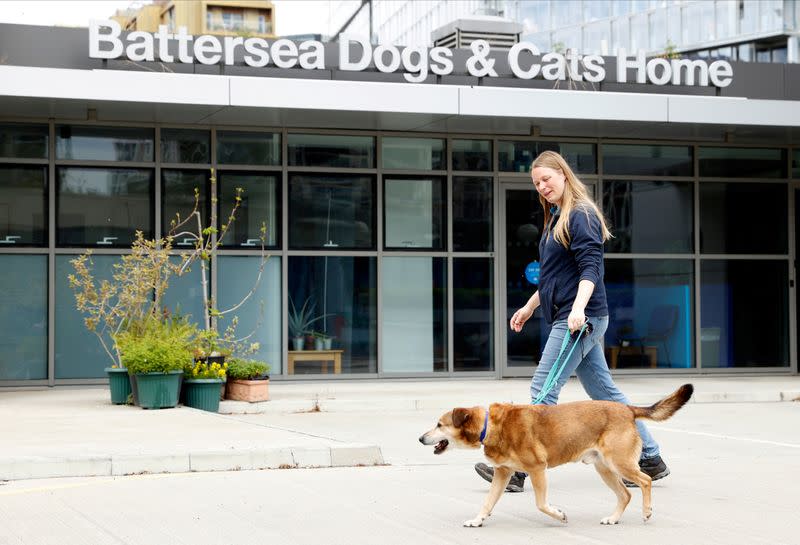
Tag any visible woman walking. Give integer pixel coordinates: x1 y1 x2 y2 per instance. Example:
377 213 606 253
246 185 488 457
474 150 669 492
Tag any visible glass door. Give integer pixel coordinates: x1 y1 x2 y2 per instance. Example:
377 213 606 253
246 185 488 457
501 182 548 376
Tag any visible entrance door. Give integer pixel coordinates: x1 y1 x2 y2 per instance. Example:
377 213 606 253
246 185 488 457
501 182 547 377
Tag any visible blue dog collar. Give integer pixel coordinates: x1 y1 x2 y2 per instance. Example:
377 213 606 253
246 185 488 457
479 409 489 443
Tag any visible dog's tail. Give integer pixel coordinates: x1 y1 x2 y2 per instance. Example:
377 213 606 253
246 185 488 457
630 384 694 422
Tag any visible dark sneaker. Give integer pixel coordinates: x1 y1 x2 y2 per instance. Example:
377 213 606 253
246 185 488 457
623 455 670 488
474 463 526 492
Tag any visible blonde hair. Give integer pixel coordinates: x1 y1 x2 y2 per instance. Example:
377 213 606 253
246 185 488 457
532 150 612 248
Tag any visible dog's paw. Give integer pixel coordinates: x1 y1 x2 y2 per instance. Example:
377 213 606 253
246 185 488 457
463 517 484 528
643 509 653 523
552 507 568 524
600 516 620 525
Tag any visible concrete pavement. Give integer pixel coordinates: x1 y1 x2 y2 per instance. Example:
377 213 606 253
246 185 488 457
0 394 798 545
1 376 799 481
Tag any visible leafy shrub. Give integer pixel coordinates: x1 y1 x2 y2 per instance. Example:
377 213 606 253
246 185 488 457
226 358 270 380
115 316 196 374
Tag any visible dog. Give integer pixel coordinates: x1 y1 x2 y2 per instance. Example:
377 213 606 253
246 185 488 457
419 384 693 527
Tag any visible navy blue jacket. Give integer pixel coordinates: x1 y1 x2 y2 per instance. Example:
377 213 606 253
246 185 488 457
537 206 608 325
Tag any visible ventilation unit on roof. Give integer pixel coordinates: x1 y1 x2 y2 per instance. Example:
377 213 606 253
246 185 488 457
431 15 522 50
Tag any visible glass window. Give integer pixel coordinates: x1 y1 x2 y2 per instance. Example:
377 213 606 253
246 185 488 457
551 26 579 52
0 166 47 246
605 259 695 369
56 126 154 162
162 256 207 329
603 144 692 176
682 2 702 43
649 9 667 52
382 137 444 170
699 182 787 254
738 43 754 62
518 1 549 34
384 177 445 250
161 129 210 164
793 149 800 178
454 257 493 372
759 0 783 32
699 147 787 178
0 123 48 159
740 0 758 33
0 255 47 379
288 134 374 168
630 12 648 50
56 254 119 378
162 170 209 243
611 16 630 52
666 5 681 46
498 141 596 174
604 181 693 253
551 0 581 27
771 46 787 63
382 257 447 373
452 139 491 171
700 260 788 367
611 0 631 17
57 167 153 247
584 1 610 21
288 256 376 374
453 177 493 252
217 131 280 166
289 174 375 249
584 20 611 55
218 172 279 248
715 0 737 40
218 256 281 374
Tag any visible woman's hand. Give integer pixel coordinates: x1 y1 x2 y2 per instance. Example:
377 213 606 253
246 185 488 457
509 306 533 333
567 306 587 333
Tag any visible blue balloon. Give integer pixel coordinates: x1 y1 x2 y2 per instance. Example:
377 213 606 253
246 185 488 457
525 261 540 285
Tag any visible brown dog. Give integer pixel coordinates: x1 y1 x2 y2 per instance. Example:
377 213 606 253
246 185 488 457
419 384 693 527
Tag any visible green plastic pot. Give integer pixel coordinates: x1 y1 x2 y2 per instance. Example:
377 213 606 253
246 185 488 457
105 367 131 405
134 371 183 409
183 378 224 413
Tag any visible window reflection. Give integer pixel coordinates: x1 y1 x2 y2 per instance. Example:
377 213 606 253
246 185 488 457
382 257 446 373
56 126 153 162
289 174 374 249
0 166 47 246
605 259 695 369
700 260 788 367
288 256 376 374
604 180 693 253
57 167 153 247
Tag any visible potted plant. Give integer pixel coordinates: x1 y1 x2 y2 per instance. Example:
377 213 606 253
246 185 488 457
288 296 328 351
225 358 270 402
182 359 227 412
115 316 195 409
68 232 182 405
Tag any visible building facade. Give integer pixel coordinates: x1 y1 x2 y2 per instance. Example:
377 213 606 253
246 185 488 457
330 0 800 62
113 0 275 38
0 21 799 386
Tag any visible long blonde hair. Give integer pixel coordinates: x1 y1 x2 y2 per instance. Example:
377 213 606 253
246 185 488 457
533 150 612 248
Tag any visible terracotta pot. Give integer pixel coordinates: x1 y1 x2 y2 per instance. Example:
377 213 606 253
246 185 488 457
225 378 270 402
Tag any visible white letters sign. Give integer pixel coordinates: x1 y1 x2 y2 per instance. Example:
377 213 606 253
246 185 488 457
88 20 733 88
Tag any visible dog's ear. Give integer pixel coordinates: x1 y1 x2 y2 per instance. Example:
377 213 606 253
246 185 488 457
452 407 471 428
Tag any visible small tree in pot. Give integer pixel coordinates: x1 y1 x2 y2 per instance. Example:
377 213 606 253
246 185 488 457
168 169 269 364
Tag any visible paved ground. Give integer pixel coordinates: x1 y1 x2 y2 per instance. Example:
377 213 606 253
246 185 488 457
0 398 798 545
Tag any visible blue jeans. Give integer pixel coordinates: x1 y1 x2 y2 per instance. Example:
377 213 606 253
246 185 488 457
529 315 661 460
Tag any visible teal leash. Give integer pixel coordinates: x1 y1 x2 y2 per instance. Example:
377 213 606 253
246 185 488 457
532 322 589 405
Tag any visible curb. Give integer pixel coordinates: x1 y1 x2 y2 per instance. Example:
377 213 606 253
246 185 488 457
0 444 384 481
219 389 800 414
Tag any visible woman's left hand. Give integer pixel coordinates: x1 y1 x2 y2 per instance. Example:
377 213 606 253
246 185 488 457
567 307 586 333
